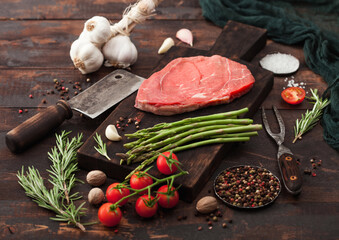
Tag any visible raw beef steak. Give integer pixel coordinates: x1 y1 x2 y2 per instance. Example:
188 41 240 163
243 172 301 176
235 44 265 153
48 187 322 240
135 55 255 115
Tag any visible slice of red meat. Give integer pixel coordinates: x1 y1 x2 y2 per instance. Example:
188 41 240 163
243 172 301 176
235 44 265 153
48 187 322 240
135 55 255 115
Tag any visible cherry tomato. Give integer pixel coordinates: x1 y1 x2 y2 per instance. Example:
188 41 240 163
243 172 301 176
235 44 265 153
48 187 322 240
98 203 122 227
106 183 130 206
156 185 179 209
135 195 158 218
281 87 305 105
156 152 179 175
130 171 153 194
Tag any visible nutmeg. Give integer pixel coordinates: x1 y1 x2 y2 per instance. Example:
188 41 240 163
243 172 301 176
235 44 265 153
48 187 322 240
88 187 105 205
196 196 218 214
86 170 107 186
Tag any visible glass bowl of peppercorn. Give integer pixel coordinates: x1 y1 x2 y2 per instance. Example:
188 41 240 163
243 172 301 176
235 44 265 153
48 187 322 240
214 165 281 209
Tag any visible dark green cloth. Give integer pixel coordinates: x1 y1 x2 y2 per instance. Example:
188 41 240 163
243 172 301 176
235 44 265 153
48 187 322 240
199 0 339 151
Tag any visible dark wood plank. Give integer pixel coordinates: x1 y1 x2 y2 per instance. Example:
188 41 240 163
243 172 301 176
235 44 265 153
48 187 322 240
1 109 338 239
0 20 220 68
0 0 203 20
77 21 273 202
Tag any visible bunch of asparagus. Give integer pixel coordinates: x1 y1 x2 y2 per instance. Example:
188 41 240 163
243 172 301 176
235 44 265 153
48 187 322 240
121 108 262 178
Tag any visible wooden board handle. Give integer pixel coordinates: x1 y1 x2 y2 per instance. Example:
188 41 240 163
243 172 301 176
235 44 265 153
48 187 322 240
209 21 267 61
5 100 73 153
278 153 302 195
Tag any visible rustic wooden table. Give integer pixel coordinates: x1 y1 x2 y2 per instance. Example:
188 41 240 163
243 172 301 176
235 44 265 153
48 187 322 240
1 1 338 239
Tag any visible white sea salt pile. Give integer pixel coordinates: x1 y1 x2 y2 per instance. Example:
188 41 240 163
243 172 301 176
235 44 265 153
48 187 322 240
260 53 300 74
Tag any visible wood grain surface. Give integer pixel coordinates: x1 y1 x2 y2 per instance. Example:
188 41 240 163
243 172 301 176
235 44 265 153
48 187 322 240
0 1 338 239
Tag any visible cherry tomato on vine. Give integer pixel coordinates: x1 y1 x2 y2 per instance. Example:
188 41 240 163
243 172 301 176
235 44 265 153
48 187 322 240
156 151 180 175
135 195 158 218
130 171 153 194
156 185 179 209
98 203 122 227
106 183 130 206
281 87 305 105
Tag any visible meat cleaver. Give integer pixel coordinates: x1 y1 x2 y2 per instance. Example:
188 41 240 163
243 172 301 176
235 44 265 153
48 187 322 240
6 69 144 153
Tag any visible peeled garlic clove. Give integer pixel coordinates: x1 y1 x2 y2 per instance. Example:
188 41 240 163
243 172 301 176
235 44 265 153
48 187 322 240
82 16 112 47
70 38 104 74
176 28 193 46
105 124 122 141
158 37 175 54
102 35 138 68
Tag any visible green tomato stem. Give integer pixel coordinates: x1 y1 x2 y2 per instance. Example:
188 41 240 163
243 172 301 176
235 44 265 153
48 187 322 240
111 169 188 208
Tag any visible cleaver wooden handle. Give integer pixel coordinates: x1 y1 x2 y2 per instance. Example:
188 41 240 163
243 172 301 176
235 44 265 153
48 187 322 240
5 100 73 153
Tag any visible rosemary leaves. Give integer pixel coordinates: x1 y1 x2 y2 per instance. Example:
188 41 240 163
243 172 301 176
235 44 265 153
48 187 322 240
94 132 111 160
293 89 330 143
17 131 87 231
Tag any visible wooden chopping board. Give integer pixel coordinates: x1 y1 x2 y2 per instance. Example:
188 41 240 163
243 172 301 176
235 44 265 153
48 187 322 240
77 21 274 202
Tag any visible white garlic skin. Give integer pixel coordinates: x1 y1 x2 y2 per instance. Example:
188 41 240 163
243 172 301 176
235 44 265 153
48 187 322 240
158 37 175 54
81 16 112 47
70 38 104 74
176 28 193 46
105 124 122 141
102 35 138 68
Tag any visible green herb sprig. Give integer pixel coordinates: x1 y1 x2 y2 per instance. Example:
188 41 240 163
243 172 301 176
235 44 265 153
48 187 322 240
94 132 111 160
17 131 87 231
293 89 330 143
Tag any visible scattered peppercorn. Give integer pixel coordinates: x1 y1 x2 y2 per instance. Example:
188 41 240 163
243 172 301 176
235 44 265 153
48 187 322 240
119 117 124 122
212 216 218 222
222 223 227 228
228 219 233 223
198 226 203 231
24 109 28 113
208 221 213 226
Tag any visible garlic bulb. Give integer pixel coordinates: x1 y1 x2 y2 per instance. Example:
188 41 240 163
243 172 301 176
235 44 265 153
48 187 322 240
158 37 175 54
105 124 122 141
70 38 104 74
102 35 138 68
81 16 111 47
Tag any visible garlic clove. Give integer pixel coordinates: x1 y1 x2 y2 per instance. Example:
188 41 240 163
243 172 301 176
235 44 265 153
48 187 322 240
102 35 138 69
158 37 175 54
105 124 122 141
70 38 104 74
176 28 193 46
82 16 112 47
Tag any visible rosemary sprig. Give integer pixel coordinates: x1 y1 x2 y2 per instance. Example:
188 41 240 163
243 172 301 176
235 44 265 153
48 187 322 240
17 131 87 231
94 132 111 160
293 89 330 143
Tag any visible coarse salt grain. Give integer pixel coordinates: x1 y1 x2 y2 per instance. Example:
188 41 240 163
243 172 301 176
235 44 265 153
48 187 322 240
260 53 299 74
283 76 307 90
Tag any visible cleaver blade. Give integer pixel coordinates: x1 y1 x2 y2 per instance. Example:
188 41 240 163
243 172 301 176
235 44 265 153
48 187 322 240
69 69 145 119
6 69 145 153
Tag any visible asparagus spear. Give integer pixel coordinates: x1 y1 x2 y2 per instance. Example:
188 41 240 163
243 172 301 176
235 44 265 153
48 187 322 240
126 125 261 164
126 118 253 149
125 107 249 138
125 136 251 179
